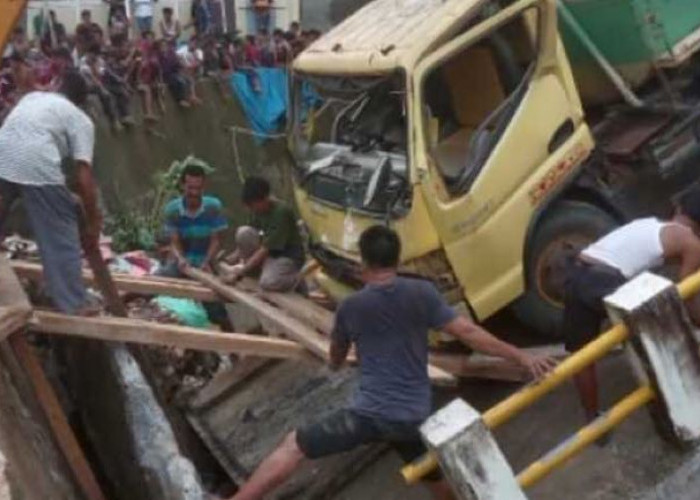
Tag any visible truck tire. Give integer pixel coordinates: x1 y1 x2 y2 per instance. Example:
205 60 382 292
512 201 619 339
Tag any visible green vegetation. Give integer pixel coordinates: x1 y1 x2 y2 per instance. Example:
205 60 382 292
107 156 216 253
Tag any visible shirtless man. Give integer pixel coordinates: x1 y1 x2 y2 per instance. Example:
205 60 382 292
564 187 700 426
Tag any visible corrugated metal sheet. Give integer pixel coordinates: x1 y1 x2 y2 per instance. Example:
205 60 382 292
295 0 486 73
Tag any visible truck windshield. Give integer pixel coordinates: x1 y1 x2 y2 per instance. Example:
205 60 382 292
289 72 411 217
290 73 408 164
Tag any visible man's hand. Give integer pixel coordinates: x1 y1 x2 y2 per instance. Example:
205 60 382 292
444 316 558 381
228 267 244 283
176 257 191 274
518 353 558 381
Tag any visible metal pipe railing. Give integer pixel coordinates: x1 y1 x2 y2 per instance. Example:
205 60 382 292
402 269 700 485
401 323 629 484
517 385 656 488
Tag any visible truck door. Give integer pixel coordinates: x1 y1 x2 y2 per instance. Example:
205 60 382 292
412 0 593 320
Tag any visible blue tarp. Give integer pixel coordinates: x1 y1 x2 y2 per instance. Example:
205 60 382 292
229 68 288 137
229 68 321 140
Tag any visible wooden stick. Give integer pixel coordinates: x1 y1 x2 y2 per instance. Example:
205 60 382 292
9 334 108 500
183 268 457 386
185 267 333 358
30 311 312 361
238 278 335 333
10 261 218 302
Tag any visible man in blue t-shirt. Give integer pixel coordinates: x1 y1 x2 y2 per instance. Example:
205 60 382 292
226 226 556 500
159 164 231 329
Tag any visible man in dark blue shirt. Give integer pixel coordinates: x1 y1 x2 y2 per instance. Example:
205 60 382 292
226 226 555 500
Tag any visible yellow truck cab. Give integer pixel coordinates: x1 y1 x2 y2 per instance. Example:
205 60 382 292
289 0 700 338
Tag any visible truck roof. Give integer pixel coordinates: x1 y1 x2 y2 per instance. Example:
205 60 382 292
294 0 484 75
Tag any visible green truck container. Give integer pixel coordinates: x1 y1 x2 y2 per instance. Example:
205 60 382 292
560 0 700 104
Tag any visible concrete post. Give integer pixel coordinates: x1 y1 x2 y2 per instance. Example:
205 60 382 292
605 272 700 442
420 399 528 500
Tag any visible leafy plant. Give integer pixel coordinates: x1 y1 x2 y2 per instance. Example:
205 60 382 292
107 156 216 253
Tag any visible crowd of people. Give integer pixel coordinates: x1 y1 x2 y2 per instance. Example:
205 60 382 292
0 6 322 129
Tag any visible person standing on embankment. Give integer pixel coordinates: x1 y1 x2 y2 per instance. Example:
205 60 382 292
0 71 101 315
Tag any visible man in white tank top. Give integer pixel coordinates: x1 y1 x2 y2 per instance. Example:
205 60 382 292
563 187 700 435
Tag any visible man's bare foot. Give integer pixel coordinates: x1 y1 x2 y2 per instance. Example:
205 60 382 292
179 100 191 108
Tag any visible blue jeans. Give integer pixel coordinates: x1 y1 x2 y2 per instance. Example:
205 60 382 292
254 10 271 33
136 16 153 34
0 181 87 314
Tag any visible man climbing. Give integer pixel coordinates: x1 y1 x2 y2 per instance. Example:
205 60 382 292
564 187 700 429
0 71 101 315
223 176 305 292
224 225 556 500
160 164 233 331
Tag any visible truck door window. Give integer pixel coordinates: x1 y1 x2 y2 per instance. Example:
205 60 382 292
424 9 537 195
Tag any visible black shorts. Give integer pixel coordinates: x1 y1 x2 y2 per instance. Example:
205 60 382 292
296 409 442 481
562 261 626 352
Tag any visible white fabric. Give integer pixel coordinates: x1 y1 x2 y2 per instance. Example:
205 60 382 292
581 218 668 278
0 92 95 186
133 0 154 18
79 55 106 79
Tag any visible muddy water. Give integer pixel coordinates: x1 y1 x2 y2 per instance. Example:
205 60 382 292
91 80 295 238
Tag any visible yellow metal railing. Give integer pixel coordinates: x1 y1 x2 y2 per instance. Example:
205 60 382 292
402 269 700 486
517 384 655 488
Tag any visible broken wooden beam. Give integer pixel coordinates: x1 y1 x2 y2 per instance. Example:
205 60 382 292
185 268 338 358
10 334 109 500
239 278 335 333
10 260 218 302
183 268 457 386
29 311 313 361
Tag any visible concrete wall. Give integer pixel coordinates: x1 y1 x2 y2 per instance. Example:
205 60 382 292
88 78 294 237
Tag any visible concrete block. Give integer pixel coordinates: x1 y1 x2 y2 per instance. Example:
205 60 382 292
606 272 700 442
421 399 527 500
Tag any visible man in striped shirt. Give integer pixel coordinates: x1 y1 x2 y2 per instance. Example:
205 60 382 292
0 71 101 314
160 164 232 330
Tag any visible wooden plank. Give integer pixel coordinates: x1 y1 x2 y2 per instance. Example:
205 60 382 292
430 346 567 382
0 306 32 341
188 357 273 410
185 268 334 358
9 334 108 500
10 260 218 302
184 268 457 386
186 360 385 496
30 311 313 361
239 278 335 334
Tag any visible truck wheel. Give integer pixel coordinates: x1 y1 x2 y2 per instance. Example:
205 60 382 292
512 201 619 339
